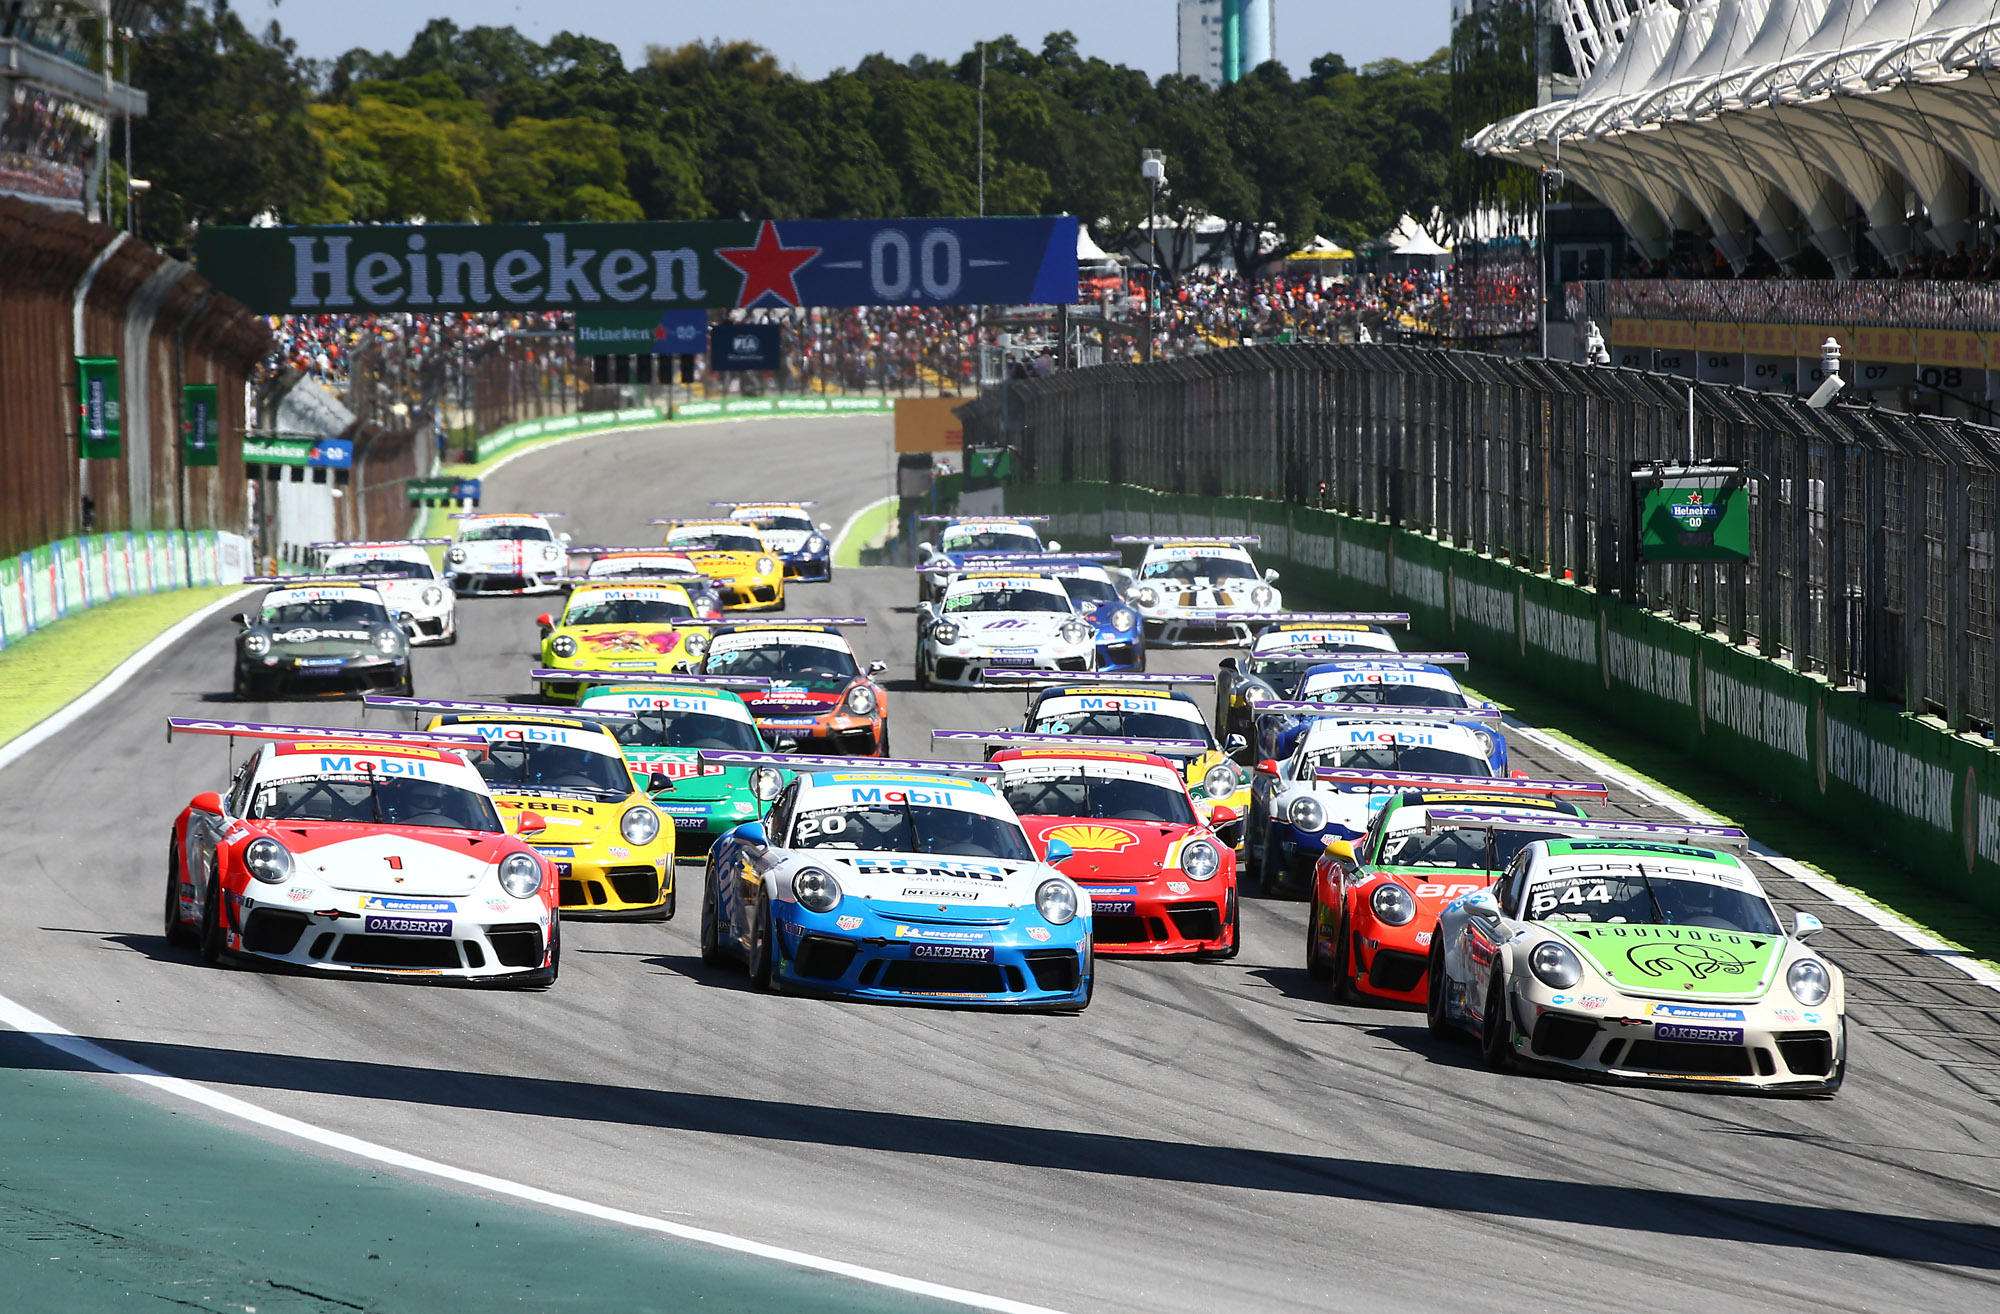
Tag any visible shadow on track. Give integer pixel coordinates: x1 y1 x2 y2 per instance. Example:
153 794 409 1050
5 1030 1997 1272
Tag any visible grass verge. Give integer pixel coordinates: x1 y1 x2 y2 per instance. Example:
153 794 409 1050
834 497 900 568
0 586 242 750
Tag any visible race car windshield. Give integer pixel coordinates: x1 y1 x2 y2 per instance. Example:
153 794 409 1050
1140 555 1257 582
1524 871 1781 934
1031 710 1211 746
332 559 433 579
1380 826 1565 870
1246 656 1328 696
707 643 859 679
608 711 763 751
252 776 502 831
1309 746 1490 777
563 597 696 624
474 742 633 799
943 531 1040 554
789 805 1035 861
460 524 551 543
1058 576 1121 606
262 599 389 627
759 513 815 534
591 562 693 579
1320 685 1472 709
1003 774 1196 825
671 529 762 553
944 589 1071 614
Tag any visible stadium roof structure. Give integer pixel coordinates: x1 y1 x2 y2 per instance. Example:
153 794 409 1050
1469 1 2000 273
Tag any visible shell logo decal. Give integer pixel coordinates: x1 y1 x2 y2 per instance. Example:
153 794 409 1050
1045 824 1140 853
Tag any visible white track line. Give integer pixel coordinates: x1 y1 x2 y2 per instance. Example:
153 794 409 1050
832 495 900 562
1505 716 2000 995
0 994 1069 1313
0 585 257 775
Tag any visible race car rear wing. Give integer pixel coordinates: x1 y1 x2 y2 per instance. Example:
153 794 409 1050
954 551 1120 563
917 515 1049 523
1257 701 1503 720
984 670 1217 687
1421 809 1750 849
309 539 450 549
448 511 564 519
1110 535 1259 545
528 668 772 692
545 574 731 589
707 500 819 508
165 717 490 757
697 750 1003 777
1220 611 1411 626
565 545 699 555
930 729 1211 759
360 695 638 725
242 574 405 586
1286 652 1470 667
1314 769 1605 798
712 617 868 628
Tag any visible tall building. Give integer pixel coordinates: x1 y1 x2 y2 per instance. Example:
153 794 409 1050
1178 0 1275 87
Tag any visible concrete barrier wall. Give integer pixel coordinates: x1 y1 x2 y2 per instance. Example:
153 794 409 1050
1012 482 2000 915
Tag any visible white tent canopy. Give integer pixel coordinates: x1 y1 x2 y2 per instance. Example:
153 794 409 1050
1383 215 1452 258
1077 226 1121 265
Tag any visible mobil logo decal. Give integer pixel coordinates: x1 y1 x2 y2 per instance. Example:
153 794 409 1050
850 786 954 806
1344 728 1435 746
318 755 429 777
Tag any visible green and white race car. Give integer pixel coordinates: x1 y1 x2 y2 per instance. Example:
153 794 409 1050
1427 812 1845 1095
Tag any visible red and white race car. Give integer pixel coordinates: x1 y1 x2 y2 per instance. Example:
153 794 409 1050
163 719 561 985
962 735 1241 958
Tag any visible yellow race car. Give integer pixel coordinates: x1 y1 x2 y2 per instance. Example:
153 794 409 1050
420 707 677 920
647 519 784 612
535 581 713 703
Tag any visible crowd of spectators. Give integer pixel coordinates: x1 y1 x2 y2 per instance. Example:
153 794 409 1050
1618 237 2000 284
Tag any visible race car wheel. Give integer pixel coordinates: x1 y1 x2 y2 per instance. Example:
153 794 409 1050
698 871 728 967
517 921 560 988
1329 923 1354 1003
197 875 226 966
1480 971 1515 1069
877 723 891 757
164 840 196 948
1198 892 1240 961
233 670 263 702
1304 896 1332 981
1425 938 1455 1039
913 645 932 691
747 890 775 990
443 622 459 647
394 670 415 698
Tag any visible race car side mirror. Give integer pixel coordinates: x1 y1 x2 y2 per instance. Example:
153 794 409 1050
917 542 936 559
191 791 225 816
1046 540 1063 552
773 736 799 752
867 660 887 675
558 532 573 544
1210 805 1239 826
535 613 554 635
734 820 769 849
1263 569 1280 582
647 771 673 792
1218 657 1239 673
818 521 832 532
230 612 251 627
1044 838 1076 866
515 811 548 838
1465 890 1502 921
1510 769 1529 779
1323 837 1355 863
1226 734 1247 752
1255 759 1280 777
1792 911 1824 940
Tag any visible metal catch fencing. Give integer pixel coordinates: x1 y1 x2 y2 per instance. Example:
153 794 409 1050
960 344 2000 735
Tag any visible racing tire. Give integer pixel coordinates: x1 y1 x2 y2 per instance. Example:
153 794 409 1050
394 669 415 698
1257 830 1286 898
747 890 775 990
443 623 459 647
1425 938 1455 1039
698 870 729 967
1304 895 1333 981
877 723 891 757
164 840 197 948
1480 970 1515 1070
197 875 227 966
233 670 264 702
913 644 932 692
1242 821 1264 888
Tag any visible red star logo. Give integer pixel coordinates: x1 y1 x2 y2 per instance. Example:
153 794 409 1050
715 221 820 309
1687 492 1703 505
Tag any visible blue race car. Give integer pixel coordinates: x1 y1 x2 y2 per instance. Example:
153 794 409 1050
698 753 1095 1009
1253 654 1506 769
716 502 833 582
1043 559 1146 672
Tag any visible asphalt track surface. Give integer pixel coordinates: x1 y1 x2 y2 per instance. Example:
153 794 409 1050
5 416 2000 1314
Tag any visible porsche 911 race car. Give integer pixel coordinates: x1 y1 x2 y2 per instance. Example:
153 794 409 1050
561 672 782 862
1247 711 1509 895
232 580 413 701
1113 536 1280 645
311 540 457 644
163 719 559 984
714 501 833 582
368 699 678 920
985 672 1249 835
696 619 889 755
565 548 726 618
1036 557 1145 671
1214 614 1411 753
1427 815 1845 1094
1304 777 1606 1001
446 512 569 595
984 741 1239 957
914 515 1056 603
649 519 784 611
698 754 1093 1009
1252 657 1506 768
915 573 1096 690
534 581 714 702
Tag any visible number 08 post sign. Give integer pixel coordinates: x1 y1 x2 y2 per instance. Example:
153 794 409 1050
195 217 1079 315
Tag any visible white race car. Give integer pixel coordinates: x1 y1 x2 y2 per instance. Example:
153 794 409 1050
1113 536 1281 645
915 573 1096 690
1428 813 1846 1094
446 512 569 595
313 539 457 644
915 516 1058 603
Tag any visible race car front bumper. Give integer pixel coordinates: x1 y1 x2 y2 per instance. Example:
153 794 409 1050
754 712 884 755
229 888 555 982
1094 635 1144 671
780 550 831 581
1137 613 1259 647
1078 881 1234 956
447 569 562 596
773 903 1092 1009
239 655 407 698
1506 986 1845 1093
533 847 675 919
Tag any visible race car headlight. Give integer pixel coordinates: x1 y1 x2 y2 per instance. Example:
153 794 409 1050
1288 795 1325 832
1251 585 1274 606
932 620 960 646
1370 882 1417 926
1529 940 1584 990
422 586 444 606
1203 762 1241 800
806 535 827 554
1472 728 1498 757
446 546 467 564
541 543 563 560
1111 607 1137 632
1036 878 1079 925
750 766 785 801
499 852 543 898
1179 839 1221 881
372 627 405 655
1787 958 1832 1006
1060 619 1091 646
844 685 877 717
241 631 271 656
243 837 293 884
620 805 661 846
684 632 710 659
793 866 841 913
1132 586 1159 608
549 634 577 658
756 556 777 576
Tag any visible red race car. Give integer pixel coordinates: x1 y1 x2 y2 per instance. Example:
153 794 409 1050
697 619 891 755
163 718 562 985
1306 773 1606 1003
984 740 1241 958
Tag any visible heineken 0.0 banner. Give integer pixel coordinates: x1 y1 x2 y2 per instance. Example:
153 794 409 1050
76 357 121 459
1634 467 1752 564
181 383 221 467
196 217 1079 315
